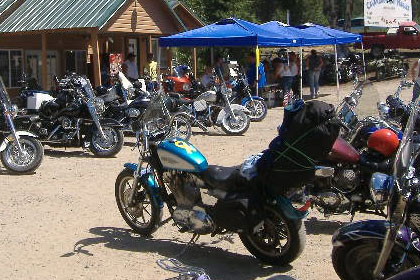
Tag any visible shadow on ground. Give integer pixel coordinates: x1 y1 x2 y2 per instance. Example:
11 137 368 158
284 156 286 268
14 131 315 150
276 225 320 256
64 227 296 280
45 149 94 158
304 217 346 235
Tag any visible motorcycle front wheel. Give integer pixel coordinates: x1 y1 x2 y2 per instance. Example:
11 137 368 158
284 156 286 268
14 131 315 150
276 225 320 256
115 168 162 236
239 206 306 265
167 114 192 141
245 100 268 122
221 110 250 135
1 136 44 173
90 126 124 157
332 239 420 280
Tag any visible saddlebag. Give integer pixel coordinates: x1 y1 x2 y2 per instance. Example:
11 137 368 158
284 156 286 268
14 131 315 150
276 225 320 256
257 100 340 195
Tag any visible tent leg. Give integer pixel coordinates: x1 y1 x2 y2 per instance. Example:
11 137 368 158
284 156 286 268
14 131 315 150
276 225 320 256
157 47 162 86
334 44 340 102
211 47 214 66
361 42 367 81
300 47 303 100
256 46 259 97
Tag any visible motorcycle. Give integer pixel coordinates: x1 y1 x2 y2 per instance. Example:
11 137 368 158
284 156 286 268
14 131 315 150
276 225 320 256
15 73 55 113
170 71 251 136
15 74 124 157
331 98 420 280
302 80 406 219
115 123 308 266
230 66 268 122
0 77 44 173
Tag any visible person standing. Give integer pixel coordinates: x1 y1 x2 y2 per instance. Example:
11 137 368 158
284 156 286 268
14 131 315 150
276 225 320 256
305 49 323 99
122 53 139 82
246 52 266 95
144 53 158 90
411 59 420 101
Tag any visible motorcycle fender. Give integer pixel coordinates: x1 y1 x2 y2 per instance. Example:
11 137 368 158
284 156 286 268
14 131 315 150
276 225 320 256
123 163 164 208
275 196 308 220
0 131 38 152
216 104 251 125
332 220 413 249
241 96 264 106
100 118 123 128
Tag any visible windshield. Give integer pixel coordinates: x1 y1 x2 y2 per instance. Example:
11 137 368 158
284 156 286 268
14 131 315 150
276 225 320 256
0 76 11 109
77 77 95 101
415 24 420 32
393 100 418 178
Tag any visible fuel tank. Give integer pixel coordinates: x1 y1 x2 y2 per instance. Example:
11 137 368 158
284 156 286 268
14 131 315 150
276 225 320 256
327 136 360 164
157 138 208 172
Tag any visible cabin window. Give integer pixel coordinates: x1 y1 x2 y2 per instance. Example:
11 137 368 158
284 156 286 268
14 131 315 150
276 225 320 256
65 50 87 74
0 50 23 88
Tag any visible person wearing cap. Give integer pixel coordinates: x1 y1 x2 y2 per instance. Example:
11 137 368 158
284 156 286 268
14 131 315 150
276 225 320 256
122 53 139 82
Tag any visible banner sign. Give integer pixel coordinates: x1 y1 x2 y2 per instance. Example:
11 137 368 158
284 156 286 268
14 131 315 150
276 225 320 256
364 0 412 27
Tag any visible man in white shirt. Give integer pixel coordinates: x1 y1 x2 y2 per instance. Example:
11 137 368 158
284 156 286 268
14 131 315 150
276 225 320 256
122 53 139 82
411 59 420 101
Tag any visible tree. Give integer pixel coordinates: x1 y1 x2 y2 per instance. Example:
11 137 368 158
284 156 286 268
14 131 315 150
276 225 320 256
344 0 353 31
323 0 338 27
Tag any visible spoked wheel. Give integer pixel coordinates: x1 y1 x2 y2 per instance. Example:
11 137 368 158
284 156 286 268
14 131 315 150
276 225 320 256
168 114 192 141
332 240 420 280
221 109 250 135
1 136 44 173
90 126 124 157
115 168 162 236
245 100 267 122
239 206 306 265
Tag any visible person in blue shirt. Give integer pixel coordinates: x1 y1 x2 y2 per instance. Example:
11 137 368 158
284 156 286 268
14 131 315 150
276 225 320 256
246 51 266 95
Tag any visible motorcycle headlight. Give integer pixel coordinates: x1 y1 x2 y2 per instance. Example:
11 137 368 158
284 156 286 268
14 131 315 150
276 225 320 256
369 172 392 205
377 102 390 119
94 97 105 115
127 108 141 118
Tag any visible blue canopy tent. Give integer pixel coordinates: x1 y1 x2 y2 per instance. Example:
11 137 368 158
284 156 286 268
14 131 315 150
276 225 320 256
260 21 365 98
159 18 306 96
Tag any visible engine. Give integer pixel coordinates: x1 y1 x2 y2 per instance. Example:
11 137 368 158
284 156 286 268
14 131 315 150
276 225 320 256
163 171 215 234
311 165 360 214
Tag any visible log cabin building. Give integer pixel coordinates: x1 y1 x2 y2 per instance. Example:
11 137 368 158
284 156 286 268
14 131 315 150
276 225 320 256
0 0 202 94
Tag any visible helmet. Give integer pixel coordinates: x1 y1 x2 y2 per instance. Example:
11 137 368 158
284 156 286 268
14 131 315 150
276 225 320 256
367 129 399 157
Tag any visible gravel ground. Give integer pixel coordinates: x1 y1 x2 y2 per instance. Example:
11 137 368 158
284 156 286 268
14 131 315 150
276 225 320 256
0 77 415 280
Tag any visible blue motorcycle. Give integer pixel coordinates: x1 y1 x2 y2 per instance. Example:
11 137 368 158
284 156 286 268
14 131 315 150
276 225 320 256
115 127 307 265
331 100 420 279
230 66 267 122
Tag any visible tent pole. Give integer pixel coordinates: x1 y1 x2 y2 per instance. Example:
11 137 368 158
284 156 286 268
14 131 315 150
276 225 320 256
256 46 259 97
300 47 303 100
334 44 340 102
361 42 367 81
157 46 162 85
211 47 214 66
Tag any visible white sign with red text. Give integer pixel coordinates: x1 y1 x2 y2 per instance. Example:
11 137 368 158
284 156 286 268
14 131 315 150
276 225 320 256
364 0 412 27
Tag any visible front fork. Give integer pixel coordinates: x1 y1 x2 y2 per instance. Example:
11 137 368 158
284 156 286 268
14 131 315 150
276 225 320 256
5 114 24 153
88 102 106 139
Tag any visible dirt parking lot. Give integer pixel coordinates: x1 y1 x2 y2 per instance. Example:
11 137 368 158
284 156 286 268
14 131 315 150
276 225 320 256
0 78 415 280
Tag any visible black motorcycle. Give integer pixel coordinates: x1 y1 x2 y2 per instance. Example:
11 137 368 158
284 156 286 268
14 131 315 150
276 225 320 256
0 77 44 173
15 74 124 157
331 99 420 280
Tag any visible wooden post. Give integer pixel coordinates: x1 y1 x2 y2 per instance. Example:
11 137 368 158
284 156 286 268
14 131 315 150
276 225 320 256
192 48 197 78
91 29 101 86
167 48 173 74
148 35 153 53
41 33 48 90
139 36 147 75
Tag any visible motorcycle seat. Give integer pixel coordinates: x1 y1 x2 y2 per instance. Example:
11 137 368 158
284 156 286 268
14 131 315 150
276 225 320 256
201 165 242 191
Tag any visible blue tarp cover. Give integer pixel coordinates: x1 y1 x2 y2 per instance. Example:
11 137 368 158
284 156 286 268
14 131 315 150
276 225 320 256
159 18 302 47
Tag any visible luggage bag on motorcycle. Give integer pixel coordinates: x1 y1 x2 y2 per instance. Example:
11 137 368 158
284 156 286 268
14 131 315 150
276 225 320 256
257 100 340 195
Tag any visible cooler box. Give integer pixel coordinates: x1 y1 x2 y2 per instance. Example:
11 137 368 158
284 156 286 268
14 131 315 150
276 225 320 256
27 92 55 110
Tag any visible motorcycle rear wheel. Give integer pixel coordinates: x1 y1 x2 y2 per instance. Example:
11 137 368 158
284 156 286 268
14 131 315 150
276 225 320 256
239 206 306 265
115 168 162 236
1 136 44 174
332 239 420 280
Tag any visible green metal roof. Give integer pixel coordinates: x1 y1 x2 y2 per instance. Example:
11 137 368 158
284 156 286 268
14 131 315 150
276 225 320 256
0 0 18 16
0 0 126 33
